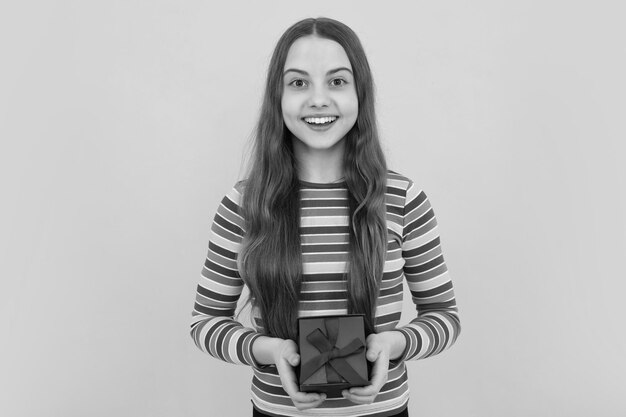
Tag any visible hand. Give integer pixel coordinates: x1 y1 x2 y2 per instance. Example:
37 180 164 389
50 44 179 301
273 338 327 411
341 332 396 405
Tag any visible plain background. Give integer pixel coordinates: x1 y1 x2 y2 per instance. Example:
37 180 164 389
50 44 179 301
1 1 625 416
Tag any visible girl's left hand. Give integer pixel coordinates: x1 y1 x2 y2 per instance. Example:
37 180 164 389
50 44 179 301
341 332 398 404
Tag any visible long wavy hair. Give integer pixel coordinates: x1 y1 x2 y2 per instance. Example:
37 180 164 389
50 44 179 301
238 17 388 340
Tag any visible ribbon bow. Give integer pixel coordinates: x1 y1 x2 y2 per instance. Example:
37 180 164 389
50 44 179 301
299 317 368 385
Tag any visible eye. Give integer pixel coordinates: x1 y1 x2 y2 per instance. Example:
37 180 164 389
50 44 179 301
330 78 347 87
288 78 307 88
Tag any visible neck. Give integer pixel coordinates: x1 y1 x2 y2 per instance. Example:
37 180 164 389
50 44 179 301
292 138 345 184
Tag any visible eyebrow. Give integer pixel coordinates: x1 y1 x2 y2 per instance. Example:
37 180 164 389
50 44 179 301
283 67 353 76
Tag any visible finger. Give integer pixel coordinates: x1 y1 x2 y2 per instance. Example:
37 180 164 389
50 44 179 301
366 345 381 362
290 391 326 407
275 350 326 409
276 364 301 396
280 339 300 367
342 390 375 405
294 394 327 411
284 384 326 407
277 366 324 404
349 355 388 397
346 384 379 397
288 353 300 367
370 364 388 387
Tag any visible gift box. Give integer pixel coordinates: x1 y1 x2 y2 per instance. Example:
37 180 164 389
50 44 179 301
297 314 369 396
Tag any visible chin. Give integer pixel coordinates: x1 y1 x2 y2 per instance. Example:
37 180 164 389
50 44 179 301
293 134 346 152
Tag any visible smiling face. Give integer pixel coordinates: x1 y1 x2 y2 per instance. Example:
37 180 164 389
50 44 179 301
281 36 358 157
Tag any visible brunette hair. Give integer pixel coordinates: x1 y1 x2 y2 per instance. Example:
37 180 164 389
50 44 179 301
238 17 388 340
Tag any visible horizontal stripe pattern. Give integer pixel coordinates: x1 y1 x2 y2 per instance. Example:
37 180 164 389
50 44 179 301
190 170 460 416
394 180 461 362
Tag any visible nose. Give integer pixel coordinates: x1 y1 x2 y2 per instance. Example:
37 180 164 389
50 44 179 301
308 84 330 108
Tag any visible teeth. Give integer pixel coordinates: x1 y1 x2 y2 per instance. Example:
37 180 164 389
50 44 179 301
304 116 337 124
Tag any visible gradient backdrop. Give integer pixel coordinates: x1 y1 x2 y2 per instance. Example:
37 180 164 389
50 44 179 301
1 1 625 416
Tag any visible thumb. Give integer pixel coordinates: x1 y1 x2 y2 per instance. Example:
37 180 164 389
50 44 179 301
288 353 300 366
366 346 381 362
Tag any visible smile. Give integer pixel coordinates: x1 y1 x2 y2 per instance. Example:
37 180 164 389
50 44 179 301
303 116 338 125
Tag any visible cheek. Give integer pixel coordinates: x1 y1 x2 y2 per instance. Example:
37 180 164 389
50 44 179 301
281 94 299 119
281 97 299 134
342 100 359 127
339 91 359 117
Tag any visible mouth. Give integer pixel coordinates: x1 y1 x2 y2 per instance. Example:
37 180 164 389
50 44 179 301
302 116 338 130
303 116 338 125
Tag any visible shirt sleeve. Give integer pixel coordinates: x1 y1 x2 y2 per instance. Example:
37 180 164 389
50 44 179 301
189 183 263 367
395 180 461 361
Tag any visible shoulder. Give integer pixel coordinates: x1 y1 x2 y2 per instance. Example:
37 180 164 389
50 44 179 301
210 181 248 233
385 170 432 219
385 169 421 197
222 180 246 205
232 179 247 198
213 180 246 220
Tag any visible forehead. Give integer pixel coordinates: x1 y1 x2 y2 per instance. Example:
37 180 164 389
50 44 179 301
284 36 352 71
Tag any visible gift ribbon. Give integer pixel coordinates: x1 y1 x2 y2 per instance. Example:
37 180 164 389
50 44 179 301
300 317 369 385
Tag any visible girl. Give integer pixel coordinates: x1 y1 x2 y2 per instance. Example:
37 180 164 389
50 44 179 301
190 17 461 417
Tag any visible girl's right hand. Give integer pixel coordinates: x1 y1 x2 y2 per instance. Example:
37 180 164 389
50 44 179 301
272 338 327 411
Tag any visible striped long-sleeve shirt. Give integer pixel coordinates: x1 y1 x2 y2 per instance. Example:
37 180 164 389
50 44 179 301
190 170 461 417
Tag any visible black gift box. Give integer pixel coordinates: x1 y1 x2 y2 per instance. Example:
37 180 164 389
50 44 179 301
297 315 370 395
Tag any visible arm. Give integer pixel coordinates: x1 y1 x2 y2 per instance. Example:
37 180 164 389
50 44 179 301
395 181 461 361
189 184 262 366
342 180 461 405
189 185 327 409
